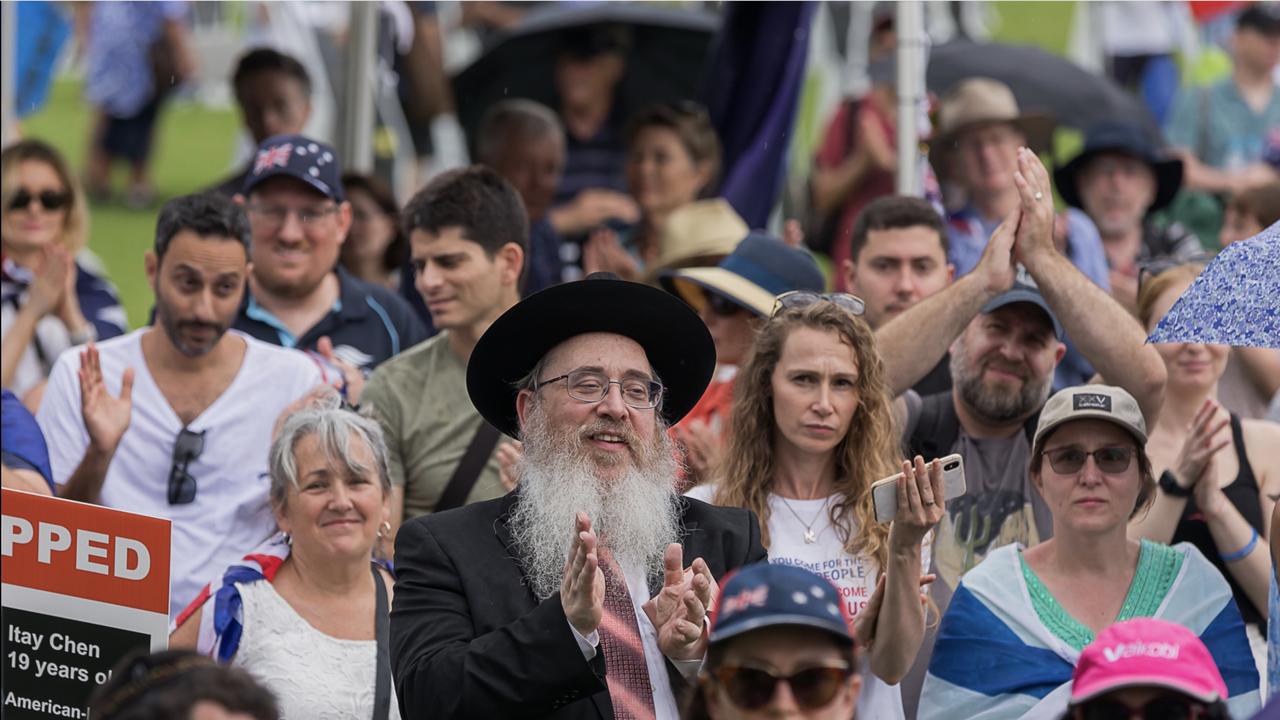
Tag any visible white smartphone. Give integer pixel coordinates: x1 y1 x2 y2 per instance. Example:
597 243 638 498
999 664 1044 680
871 454 967 524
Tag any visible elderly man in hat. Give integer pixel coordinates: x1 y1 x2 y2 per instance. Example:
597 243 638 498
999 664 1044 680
932 77 1110 389
1056 120 1203 310
390 274 767 719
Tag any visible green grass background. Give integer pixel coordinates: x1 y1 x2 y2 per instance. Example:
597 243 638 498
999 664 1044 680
18 1 1078 328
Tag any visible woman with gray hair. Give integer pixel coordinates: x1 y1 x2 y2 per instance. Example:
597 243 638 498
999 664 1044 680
171 391 400 719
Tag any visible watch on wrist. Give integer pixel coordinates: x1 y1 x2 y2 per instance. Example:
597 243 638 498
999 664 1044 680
1159 470 1193 497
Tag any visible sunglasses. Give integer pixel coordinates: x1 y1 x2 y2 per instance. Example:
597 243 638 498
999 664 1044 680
705 292 746 317
710 664 851 711
1074 695 1211 720
771 290 866 318
1043 445 1133 475
7 189 71 212
167 428 206 505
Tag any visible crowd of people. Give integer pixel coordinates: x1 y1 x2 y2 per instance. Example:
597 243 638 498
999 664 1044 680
2 3 1280 720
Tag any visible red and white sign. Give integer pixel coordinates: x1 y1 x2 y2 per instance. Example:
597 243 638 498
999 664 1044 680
2 488 171 718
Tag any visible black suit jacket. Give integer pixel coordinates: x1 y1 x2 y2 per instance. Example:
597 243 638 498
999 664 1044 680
390 492 767 719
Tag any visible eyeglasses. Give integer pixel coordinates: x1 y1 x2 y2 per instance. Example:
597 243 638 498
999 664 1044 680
7 189 71 212
1042 445 1133 475
710 664 852 711
1074 695 1210 720
771 290 866 318
167 428 206 505
534 369 664 410
247 204 339 231
705 292 746 317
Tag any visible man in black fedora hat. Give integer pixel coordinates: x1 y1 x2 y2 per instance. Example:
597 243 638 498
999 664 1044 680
1055 119 1204 309
389 273 766 719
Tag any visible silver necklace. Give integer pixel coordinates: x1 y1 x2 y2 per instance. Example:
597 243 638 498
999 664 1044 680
777 495 831 544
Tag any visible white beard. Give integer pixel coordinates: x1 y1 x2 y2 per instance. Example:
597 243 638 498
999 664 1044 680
507 401 683 601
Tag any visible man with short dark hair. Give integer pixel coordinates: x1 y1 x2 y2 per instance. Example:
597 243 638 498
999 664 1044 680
476 99 566 294
878 151 1168 716
209 48 313 197
843 195 955 394
232 134 426 378
391 273 766 719
363 166 527 550
36 192 323 619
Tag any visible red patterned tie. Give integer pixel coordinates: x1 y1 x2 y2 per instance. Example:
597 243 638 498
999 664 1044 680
597 549 657 720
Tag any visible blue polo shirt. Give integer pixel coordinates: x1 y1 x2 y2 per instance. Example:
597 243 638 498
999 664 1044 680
234 266 427 372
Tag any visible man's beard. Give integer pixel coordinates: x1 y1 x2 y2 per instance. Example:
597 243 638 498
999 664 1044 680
156 303 227 358
951 336 1053 424
507 401 683 601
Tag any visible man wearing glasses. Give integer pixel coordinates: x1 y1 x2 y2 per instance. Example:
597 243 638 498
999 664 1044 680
36 193 324 620
232 134 426 385
390 273 766 719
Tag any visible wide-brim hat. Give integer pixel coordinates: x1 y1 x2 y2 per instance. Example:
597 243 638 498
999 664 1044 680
466 272 716 438
657 232 826 317
1054 120 1184 213
929 77 1056 181
644 199 749 282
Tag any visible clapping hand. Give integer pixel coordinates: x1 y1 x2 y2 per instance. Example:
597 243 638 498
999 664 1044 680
78 343 134 454
642 544 717 661
316 336 365 406
1011 147 1057 265
496 440 523 491
582 227 641 281
1175 399 1232 520
27 245 72 319
888 456 947 550
562 513 605 637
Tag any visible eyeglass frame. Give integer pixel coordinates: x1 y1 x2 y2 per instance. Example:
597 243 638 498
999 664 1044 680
708 663 854 711
1070 693 1212 720
7 189 71 213
245 203 341 231
1040 444 1135 475
771 290 867 319
533 368 665 410
167 428 207 505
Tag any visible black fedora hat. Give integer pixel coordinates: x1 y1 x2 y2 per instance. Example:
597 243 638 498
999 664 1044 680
1055 120 1183 213
466 272 716 438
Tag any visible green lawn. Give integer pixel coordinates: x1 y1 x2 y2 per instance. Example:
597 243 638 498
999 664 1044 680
20 80 241 329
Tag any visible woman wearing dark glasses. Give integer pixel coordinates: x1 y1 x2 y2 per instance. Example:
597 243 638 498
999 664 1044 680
1 139 125 408
684 562 861 720
1131 264 1280 685
920 385 1260 719
688 293 945 719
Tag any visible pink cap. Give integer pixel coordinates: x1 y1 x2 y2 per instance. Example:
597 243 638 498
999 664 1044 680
1070 618 1228 705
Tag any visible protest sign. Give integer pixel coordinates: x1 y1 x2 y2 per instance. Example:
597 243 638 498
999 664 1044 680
2 488 170 718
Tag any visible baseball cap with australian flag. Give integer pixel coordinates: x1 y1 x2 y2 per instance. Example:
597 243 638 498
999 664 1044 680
241 133 345 201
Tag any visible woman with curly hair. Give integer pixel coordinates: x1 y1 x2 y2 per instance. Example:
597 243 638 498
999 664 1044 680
688 293 945 719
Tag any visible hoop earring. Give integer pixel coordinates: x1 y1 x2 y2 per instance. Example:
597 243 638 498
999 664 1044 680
377 521 392 540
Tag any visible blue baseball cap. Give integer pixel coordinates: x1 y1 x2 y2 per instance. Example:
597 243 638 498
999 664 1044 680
708 563 853 646
241 133 345 201
658 232 825 317
980 278 1064 340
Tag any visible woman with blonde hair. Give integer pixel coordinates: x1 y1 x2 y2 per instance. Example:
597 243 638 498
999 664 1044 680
2 139 125 406
688 293 945 719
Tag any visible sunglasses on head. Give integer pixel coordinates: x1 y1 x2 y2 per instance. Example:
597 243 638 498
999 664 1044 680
705 292 747 317
710 664 852 711
7 189 71 212
771 290 866 318
167 428 206 505
1042 445 1133 475
1074 694 1211 720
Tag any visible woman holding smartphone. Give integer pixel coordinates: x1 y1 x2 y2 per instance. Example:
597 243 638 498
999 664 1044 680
688 292 945 720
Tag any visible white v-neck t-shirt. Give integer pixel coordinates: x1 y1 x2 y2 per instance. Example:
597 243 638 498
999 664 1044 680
37 329 323 618
686 486 930 720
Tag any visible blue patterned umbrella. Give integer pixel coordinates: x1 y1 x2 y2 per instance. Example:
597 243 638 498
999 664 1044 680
1147 222 1280 348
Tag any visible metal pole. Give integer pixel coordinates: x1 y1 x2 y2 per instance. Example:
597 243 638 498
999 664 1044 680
341 1 378 173
895 0 926 196
1 0 18 144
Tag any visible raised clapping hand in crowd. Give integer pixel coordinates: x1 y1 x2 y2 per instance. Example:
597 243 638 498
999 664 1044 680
496 440 522 492
78 343 134 455
315 335 365 406
562 512 606 637
1171 398 1234 517
1010 146 1059 268
642 543 718 661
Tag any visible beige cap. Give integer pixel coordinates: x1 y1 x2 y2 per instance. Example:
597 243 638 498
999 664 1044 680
644 199 749 282
1033 385 1147 454
929 77 1056 181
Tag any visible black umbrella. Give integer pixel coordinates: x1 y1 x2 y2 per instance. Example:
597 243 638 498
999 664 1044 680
927 40 1156 133
451 4 719 151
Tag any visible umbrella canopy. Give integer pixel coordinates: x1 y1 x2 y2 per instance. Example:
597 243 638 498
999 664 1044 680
927 40 1156 133
451 4 719 151
1147 223 1280 348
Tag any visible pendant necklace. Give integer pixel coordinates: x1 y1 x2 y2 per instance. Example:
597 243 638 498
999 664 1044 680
778 494 831 544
